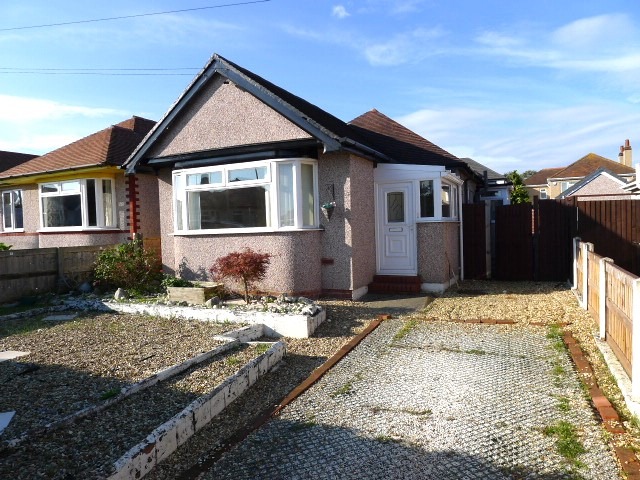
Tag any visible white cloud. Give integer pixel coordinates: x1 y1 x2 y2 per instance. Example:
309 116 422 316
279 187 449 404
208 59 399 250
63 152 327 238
0 95 130 154
0 95 124 123
332 5 350 19
396 102 640 174
364 27 445 66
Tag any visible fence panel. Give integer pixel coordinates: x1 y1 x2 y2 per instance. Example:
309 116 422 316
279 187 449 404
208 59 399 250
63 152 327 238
576 242 584 295
605 262 635 377
462 204 487 279
587 251 602 324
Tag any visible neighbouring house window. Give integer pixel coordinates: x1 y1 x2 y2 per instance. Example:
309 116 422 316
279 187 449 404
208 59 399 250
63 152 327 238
539 188 548 200
1 189 23 231
39 178 116 229
419 180 434 217
560 181 576 192
173 158 318 232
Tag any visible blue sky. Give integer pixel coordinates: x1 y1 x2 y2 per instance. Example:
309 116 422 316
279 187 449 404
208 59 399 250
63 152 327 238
2 0 640 174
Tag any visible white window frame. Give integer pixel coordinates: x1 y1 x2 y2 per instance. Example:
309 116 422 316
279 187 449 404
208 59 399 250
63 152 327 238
539 188 548 200
38 178 117 231
416 176 461 221
1 189 24 232
173 158 320 234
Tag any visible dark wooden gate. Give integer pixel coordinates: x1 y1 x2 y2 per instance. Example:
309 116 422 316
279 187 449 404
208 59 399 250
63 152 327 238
494 204 534 280
536 200 573 281
462 203 487 279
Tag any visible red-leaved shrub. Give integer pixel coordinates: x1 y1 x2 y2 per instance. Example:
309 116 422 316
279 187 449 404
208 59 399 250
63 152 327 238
209 248 272 303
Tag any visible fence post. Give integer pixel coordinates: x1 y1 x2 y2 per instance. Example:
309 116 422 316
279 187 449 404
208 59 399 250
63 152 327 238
572 237 581 289
580 242 593 309
632 278 640 400
599 257 613 340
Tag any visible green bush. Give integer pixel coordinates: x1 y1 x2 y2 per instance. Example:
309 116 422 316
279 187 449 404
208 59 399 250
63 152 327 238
160 274 195 290
0 243 12 251
93 240 163 295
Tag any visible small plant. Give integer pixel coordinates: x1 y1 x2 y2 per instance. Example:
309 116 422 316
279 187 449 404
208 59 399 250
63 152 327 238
93 239 163 295
100 388 120 401
160 274 195 290
255 343 271 354
393 318 420 341
209 248 272 304
225 356 241 367
543 421 586 466
0 242 12 251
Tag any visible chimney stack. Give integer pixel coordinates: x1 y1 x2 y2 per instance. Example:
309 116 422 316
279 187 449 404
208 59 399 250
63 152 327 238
623 139 633 167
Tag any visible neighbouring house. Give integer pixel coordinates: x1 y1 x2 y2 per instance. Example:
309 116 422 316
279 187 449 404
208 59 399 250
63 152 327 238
460 157 511 205
0 150 38 174
525 148 635 200
0 117 159 250
124 54 481 298
558 167 637 200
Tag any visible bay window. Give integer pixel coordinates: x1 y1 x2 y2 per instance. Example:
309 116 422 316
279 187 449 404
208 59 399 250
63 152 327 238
39 178 116 229
173 158 318 233
418 178 460 220
2 189 23 231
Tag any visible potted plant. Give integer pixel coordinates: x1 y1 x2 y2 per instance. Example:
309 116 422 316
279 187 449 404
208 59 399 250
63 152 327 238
322 201 336 220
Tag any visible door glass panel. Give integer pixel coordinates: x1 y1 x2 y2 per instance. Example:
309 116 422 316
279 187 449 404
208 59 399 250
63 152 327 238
387 191 404 223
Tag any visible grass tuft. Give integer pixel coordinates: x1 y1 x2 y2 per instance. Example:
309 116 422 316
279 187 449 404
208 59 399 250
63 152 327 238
543 421 586 466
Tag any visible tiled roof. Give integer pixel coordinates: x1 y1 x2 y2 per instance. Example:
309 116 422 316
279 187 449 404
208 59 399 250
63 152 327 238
552 153 634 179
524 167 564 186
458 157 505 180
0 116 155 179
348 109 464 168
126 54 468 173
0 151 38 174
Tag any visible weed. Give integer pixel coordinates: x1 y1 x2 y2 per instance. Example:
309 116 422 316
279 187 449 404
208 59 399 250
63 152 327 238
543 421 586 467
375 434 402 444
553 364 566 377
465 349 486 355
556 396 571 413
255 343 271 355
547 324 566 353
100 388 120 400
330 373 362 398
226 356 241 367
393 318 420 341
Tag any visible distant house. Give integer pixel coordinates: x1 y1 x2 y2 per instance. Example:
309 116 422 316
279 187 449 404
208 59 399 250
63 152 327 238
0 117 159 250
558 168 637 200
460 157 511 205
0 151 38 174
124 54 481 297
525 151 635 200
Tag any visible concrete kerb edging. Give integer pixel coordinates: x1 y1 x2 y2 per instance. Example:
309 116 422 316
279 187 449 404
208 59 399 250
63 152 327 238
562 331 640 478
108 340 287 480
3 325 263 449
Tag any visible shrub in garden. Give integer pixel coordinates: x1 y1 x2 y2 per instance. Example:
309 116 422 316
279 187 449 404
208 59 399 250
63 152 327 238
93 239 163 295
0 243 12 251
209 248 271 303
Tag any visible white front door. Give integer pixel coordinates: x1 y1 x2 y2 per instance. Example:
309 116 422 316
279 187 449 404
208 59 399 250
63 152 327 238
376 182 417 275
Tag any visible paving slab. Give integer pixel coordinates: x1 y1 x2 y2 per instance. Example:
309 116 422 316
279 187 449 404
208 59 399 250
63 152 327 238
0 351 30 362
203 320 621 479
42 313 77 322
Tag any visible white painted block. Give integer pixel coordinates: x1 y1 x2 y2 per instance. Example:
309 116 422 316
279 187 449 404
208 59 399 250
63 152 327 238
0 351 29 362
154 426 178 465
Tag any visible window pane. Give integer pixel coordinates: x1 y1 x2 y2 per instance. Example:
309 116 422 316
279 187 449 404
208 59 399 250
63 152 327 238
102 180 114 226
187 172 221 186
228 166 267 183
43 195 82 227
41 183 59 194
87 179 97 226
387 192 404 223
278 163 294 227
301 164 315 226
188 186 270 229
420 180 434 217
14 191 23 229
2 192 11 229
442 185 451 217
174 175 184 230
61 180 81 192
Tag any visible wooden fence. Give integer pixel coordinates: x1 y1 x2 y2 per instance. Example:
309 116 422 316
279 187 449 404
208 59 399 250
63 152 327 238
574 239 637 386
0 245 112 303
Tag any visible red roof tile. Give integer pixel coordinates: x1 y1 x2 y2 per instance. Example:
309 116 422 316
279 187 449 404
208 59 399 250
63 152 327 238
553 153 634 178
0 116 155 179
524 167 564 186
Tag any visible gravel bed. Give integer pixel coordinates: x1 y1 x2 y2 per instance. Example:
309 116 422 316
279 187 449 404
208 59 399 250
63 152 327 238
425 280 582 325
0 343 266 479
0 312 235 439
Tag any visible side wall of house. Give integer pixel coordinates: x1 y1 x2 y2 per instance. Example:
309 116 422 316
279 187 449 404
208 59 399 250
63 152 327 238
133 172 161 239
0 185 39 249
417 221 460 288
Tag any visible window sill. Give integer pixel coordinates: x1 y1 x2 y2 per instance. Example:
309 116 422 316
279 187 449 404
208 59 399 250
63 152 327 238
1 229 25 234
172 226 324 236
37 227 122 233
416 218 460 223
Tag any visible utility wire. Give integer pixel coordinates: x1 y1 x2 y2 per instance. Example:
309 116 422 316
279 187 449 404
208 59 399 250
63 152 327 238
0 0 271 32
0 67 200 76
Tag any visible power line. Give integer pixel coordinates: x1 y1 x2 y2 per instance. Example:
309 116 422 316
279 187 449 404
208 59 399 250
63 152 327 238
0 71 196 76
0 0 271 32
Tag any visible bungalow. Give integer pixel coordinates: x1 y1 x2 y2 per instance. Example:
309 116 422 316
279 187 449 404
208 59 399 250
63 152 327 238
125 54 479 298
0 117 159 250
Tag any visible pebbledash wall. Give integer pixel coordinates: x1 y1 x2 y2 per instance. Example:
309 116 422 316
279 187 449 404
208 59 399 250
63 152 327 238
417 221 460 291
157 150 377 299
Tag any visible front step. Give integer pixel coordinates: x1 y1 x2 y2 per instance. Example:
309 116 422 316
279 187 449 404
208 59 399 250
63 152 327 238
367 275 422 294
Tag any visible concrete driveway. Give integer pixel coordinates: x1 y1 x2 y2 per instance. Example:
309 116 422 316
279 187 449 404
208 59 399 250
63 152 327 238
198 318 620 479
